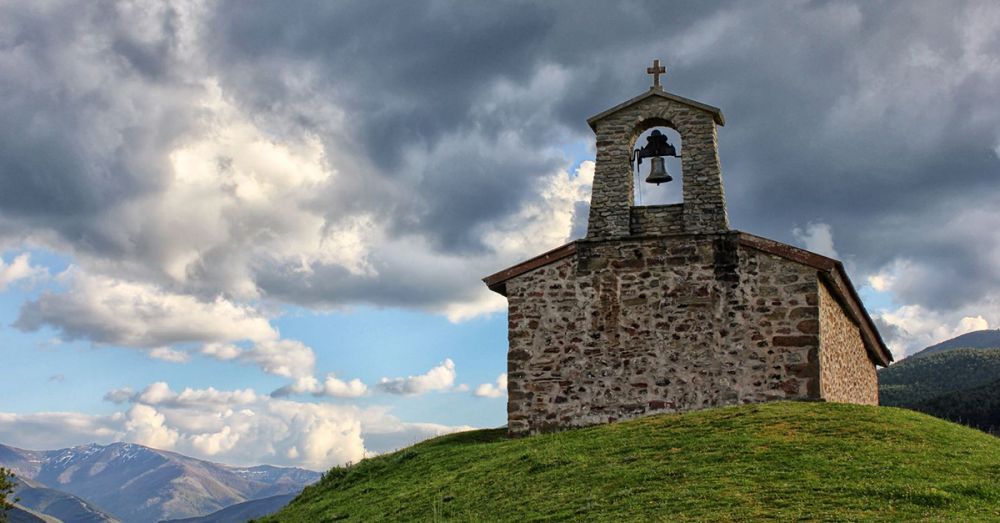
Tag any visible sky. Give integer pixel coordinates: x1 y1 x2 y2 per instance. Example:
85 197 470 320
0 0 998 471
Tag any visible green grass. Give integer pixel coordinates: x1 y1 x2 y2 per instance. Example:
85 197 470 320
261 402 1000 522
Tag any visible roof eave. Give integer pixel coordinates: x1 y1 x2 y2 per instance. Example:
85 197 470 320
482 241 578 297
586 88 726 131
736 232 893 366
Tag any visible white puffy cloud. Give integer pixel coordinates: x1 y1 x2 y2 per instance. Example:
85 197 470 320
0 411 125 450
319 375 368 398
200 343 242 360
876 305 993 360
190 426 240 457
124 404 180 450
14 268 332 380
377 359 457 395
136 382 177 405
148 347 191 363
473 373 507 399
199 340 317 381
1 382 474 469
133 382 258 408
359 411 476 455
0 253 47 291
233 340 316 380
866 253 1000 358
16 269 278 348
270 374 368 399
792 222 839 259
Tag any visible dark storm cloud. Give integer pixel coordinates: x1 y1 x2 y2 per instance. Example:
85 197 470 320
0 1 200 253
1 0 998 322
202 0 1000 309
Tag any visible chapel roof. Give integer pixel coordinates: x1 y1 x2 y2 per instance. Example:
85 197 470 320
586 88 726 130
482 232 893 367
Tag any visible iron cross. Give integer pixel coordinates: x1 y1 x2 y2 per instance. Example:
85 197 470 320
646 59 666 89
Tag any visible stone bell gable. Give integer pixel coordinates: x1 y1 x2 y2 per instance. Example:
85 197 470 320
483 65 892 437
586 88 728 239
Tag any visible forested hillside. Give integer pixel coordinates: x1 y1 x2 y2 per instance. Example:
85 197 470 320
879 348 1000 434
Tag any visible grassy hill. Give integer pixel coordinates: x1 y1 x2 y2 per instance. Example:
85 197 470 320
259 402 1000 522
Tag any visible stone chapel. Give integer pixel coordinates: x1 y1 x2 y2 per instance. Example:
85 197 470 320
483 62 893 436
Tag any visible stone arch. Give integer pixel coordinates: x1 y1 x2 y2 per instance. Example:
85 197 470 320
626 117 677 151
628 119 684 206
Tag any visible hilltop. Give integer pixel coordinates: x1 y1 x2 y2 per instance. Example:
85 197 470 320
261 402 1000 522
909 329 1000 358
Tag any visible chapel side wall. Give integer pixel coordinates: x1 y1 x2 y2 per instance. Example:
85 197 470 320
818 281 879 405
506 235 822 436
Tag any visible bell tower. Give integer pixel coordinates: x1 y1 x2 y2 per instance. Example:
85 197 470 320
585 60 729 239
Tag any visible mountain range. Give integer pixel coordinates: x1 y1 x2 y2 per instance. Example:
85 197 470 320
0 442 319 523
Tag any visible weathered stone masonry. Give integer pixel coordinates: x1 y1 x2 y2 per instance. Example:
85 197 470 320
485 82 891 436
504 234 821 434
818 281 879 405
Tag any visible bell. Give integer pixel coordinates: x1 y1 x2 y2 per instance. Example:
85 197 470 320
644 156 673 185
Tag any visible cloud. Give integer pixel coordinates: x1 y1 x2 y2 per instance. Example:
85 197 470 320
473 373 508 399
124 404 180 450
1 382 473 469
270 374 368 399
148 347 191 363
200 343 243 360
318 375 369 398
14 268 330 379
0 253 47 290
0 411 125 451
200 340 318 381
231 340 316 379
359 415 476 455
377 359 457 395
2 1 999 329
133 382 258 408
0 1 596 322
104 387 135 405
875 305 992 360
16 270 277 348
792 222 839 259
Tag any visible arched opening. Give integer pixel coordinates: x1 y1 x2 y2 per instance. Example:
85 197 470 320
630 125 682 206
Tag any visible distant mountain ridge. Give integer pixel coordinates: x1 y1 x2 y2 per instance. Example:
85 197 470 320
0 442 319 523
880 348 1000 405
11 475 120 523
909 329 1000 358
879 335 1000 435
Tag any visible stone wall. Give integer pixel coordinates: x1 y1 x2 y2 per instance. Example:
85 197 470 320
630 205 685 235
505 234 821 436
587 94 728 240
818 281 879 405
